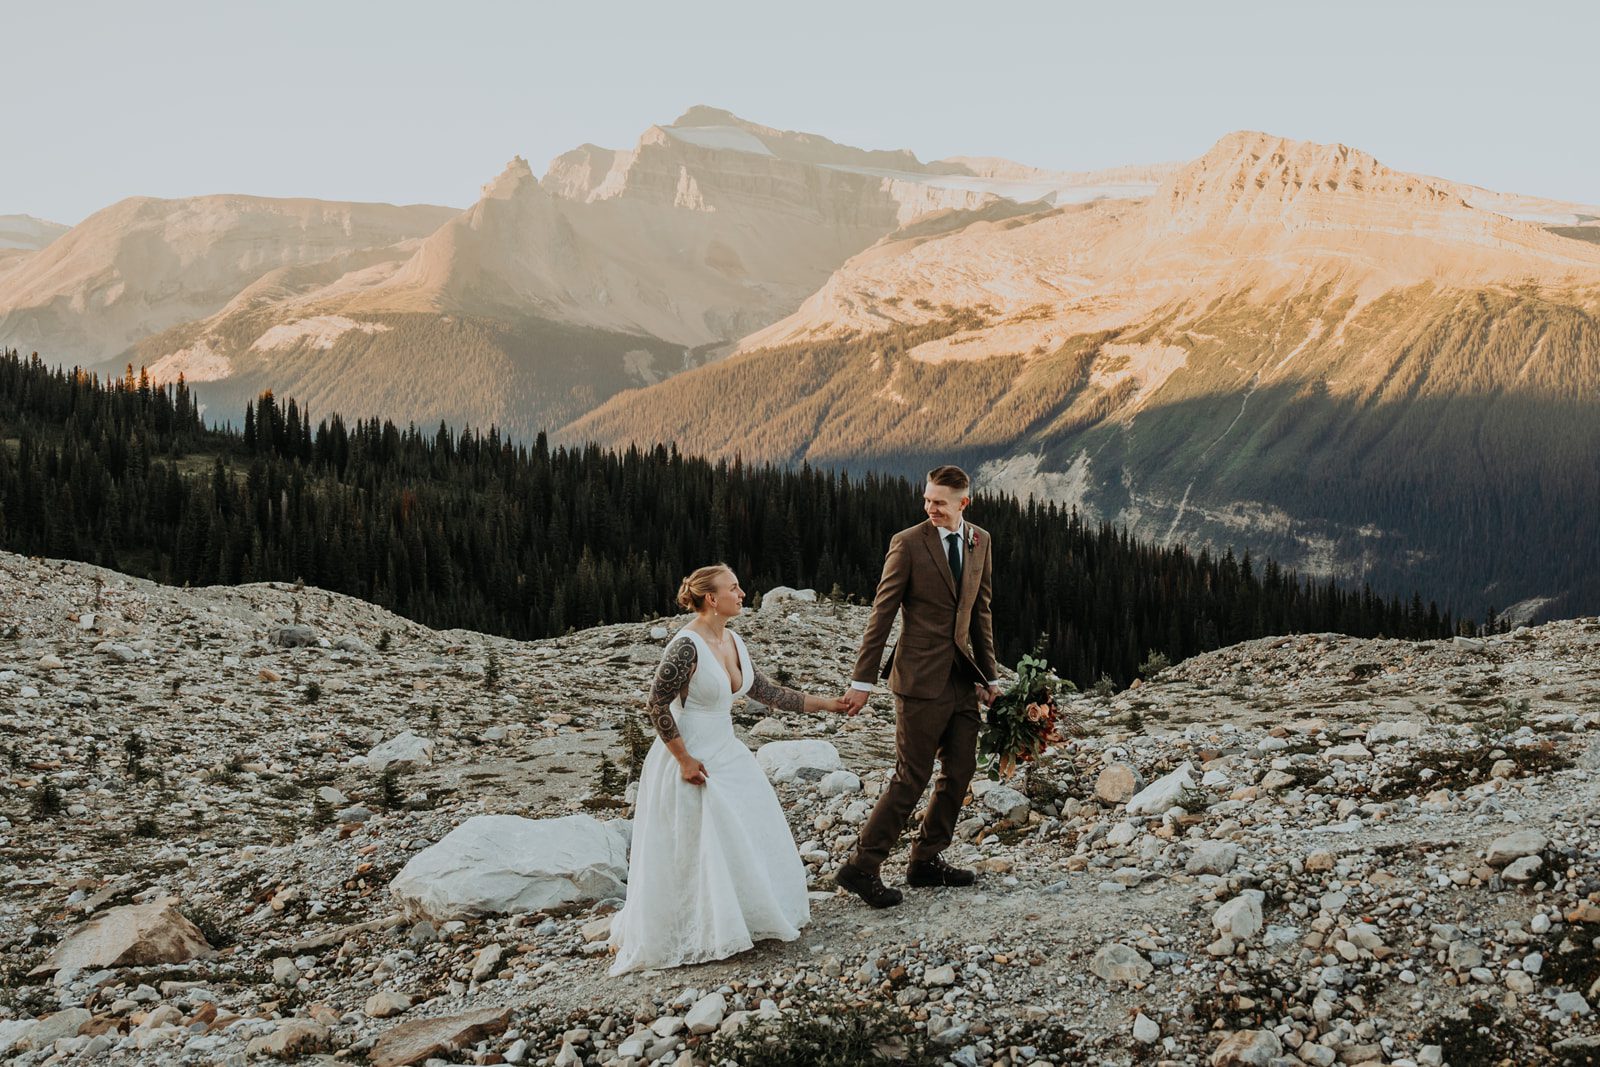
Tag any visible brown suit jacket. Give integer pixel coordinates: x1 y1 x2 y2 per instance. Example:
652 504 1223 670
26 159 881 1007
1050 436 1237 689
852 520 998 700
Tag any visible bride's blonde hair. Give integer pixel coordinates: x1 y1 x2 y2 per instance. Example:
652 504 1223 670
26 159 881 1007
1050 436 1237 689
677 563 732 612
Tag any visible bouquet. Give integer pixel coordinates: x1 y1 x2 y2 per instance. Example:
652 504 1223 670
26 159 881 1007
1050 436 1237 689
977 652 1085 780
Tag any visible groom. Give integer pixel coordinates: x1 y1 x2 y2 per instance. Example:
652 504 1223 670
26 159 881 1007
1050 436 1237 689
834 465 1000 907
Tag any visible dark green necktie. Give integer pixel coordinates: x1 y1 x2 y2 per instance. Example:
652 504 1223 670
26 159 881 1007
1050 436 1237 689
946 531 963 587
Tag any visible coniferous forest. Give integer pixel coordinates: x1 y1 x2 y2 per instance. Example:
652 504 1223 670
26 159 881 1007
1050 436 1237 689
0 350 1467 688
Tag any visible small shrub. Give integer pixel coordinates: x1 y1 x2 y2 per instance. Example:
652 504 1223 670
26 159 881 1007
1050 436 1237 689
311 794 335 828
133 815 159 838
376 768 404 811
621 716 653 782
30 777 64 820
700 997 933 1067
183 904 238 949
302 681 322 704
377 630 392 652
124 735 148 782
1092 674 1117 698
207 752 247 785
1174 785 1211 814
594 754 625 797
484 651 501 691
1137 650 1171 678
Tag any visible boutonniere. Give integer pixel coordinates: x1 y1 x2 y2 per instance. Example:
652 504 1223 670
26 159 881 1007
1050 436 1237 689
966 528 979 553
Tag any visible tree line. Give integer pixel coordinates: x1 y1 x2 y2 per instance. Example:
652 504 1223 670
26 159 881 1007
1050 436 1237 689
0 349 1467 689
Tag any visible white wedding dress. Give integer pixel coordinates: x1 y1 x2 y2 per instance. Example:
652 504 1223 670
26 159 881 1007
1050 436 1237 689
608 629 810 974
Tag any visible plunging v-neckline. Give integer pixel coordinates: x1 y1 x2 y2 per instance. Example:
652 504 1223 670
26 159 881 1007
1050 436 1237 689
693 629 743 695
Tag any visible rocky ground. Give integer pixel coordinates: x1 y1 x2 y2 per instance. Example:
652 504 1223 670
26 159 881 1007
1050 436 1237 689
1 549 1599 1066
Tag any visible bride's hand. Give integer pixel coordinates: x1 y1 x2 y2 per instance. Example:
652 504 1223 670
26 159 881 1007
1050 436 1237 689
677 756 709 786
819 696 853 714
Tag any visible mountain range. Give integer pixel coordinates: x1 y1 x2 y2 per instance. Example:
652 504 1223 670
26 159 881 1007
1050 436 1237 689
5 110 1599 618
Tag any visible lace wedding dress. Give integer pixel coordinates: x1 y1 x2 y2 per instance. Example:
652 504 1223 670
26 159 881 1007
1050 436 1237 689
608 629 810 974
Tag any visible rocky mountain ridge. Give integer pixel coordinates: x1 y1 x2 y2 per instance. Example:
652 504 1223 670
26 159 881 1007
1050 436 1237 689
568 131 1600 619
1 548 1598 1065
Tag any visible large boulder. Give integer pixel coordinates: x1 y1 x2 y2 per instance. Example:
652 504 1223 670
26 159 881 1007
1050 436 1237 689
15 1009 91 1051
1125 762 1196 815
1186 841 1240 876
1212 890 1265 941
759 587 816 613
982 785 1031 822
1095 763 1145 805
1090 943 1152 983
390 814 627 921
270 624 320 648
0 1020 33 1056
369 1007 512 1067
1365 720 1423 745
1486 829 1548 867
246 1019 329 1059
1211 1029 1283 1066
30 898 212 976
756 740 843 783
367 731 435 773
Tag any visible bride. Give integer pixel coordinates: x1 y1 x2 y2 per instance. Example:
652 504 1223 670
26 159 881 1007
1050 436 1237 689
608 564 849 974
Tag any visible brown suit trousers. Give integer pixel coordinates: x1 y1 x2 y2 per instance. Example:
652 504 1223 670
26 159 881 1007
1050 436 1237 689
852 663 982 871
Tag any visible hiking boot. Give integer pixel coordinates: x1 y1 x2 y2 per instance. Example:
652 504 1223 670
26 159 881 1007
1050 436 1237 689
905 854 977 888
834 862 904 908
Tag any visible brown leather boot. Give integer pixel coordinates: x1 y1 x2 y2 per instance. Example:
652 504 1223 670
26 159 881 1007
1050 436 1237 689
905 854 977 888
834 863 904 908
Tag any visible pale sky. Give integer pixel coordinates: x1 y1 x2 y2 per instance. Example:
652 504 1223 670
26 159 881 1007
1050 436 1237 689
9 0 1598 225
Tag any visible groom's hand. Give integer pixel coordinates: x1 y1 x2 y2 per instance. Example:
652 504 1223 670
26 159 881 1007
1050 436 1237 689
978 684 1001 706
839 688 868 716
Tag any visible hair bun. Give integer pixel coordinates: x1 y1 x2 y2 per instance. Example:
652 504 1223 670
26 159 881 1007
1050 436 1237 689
676 563 730 613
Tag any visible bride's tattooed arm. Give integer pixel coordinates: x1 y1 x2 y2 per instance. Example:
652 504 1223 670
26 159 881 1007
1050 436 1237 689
748 669 806 713
646 637 696 742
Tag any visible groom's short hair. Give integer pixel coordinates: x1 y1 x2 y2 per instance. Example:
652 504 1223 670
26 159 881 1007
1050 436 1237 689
926 465 970 494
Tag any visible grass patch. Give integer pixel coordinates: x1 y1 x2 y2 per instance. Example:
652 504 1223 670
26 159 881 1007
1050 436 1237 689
700 996 934 1066
182 903 239 949
1369 741 1572 799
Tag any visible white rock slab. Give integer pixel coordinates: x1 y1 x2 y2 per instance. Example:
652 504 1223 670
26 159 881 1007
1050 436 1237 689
1125 762 1196 815
391 814 627 921
367 731 435 774
756 740 843 783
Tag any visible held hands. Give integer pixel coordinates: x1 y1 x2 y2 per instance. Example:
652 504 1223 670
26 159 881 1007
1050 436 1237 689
838 688 869 716
817 696 854 715
677 755 709 786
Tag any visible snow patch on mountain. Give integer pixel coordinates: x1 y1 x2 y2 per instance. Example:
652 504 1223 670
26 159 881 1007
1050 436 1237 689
249 316 392 352
662 124 777 157
978 450 1096 512
147 339 231 385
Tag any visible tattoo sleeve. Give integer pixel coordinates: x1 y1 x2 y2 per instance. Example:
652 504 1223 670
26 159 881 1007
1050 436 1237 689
748 668 806 713
646 637 696 743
